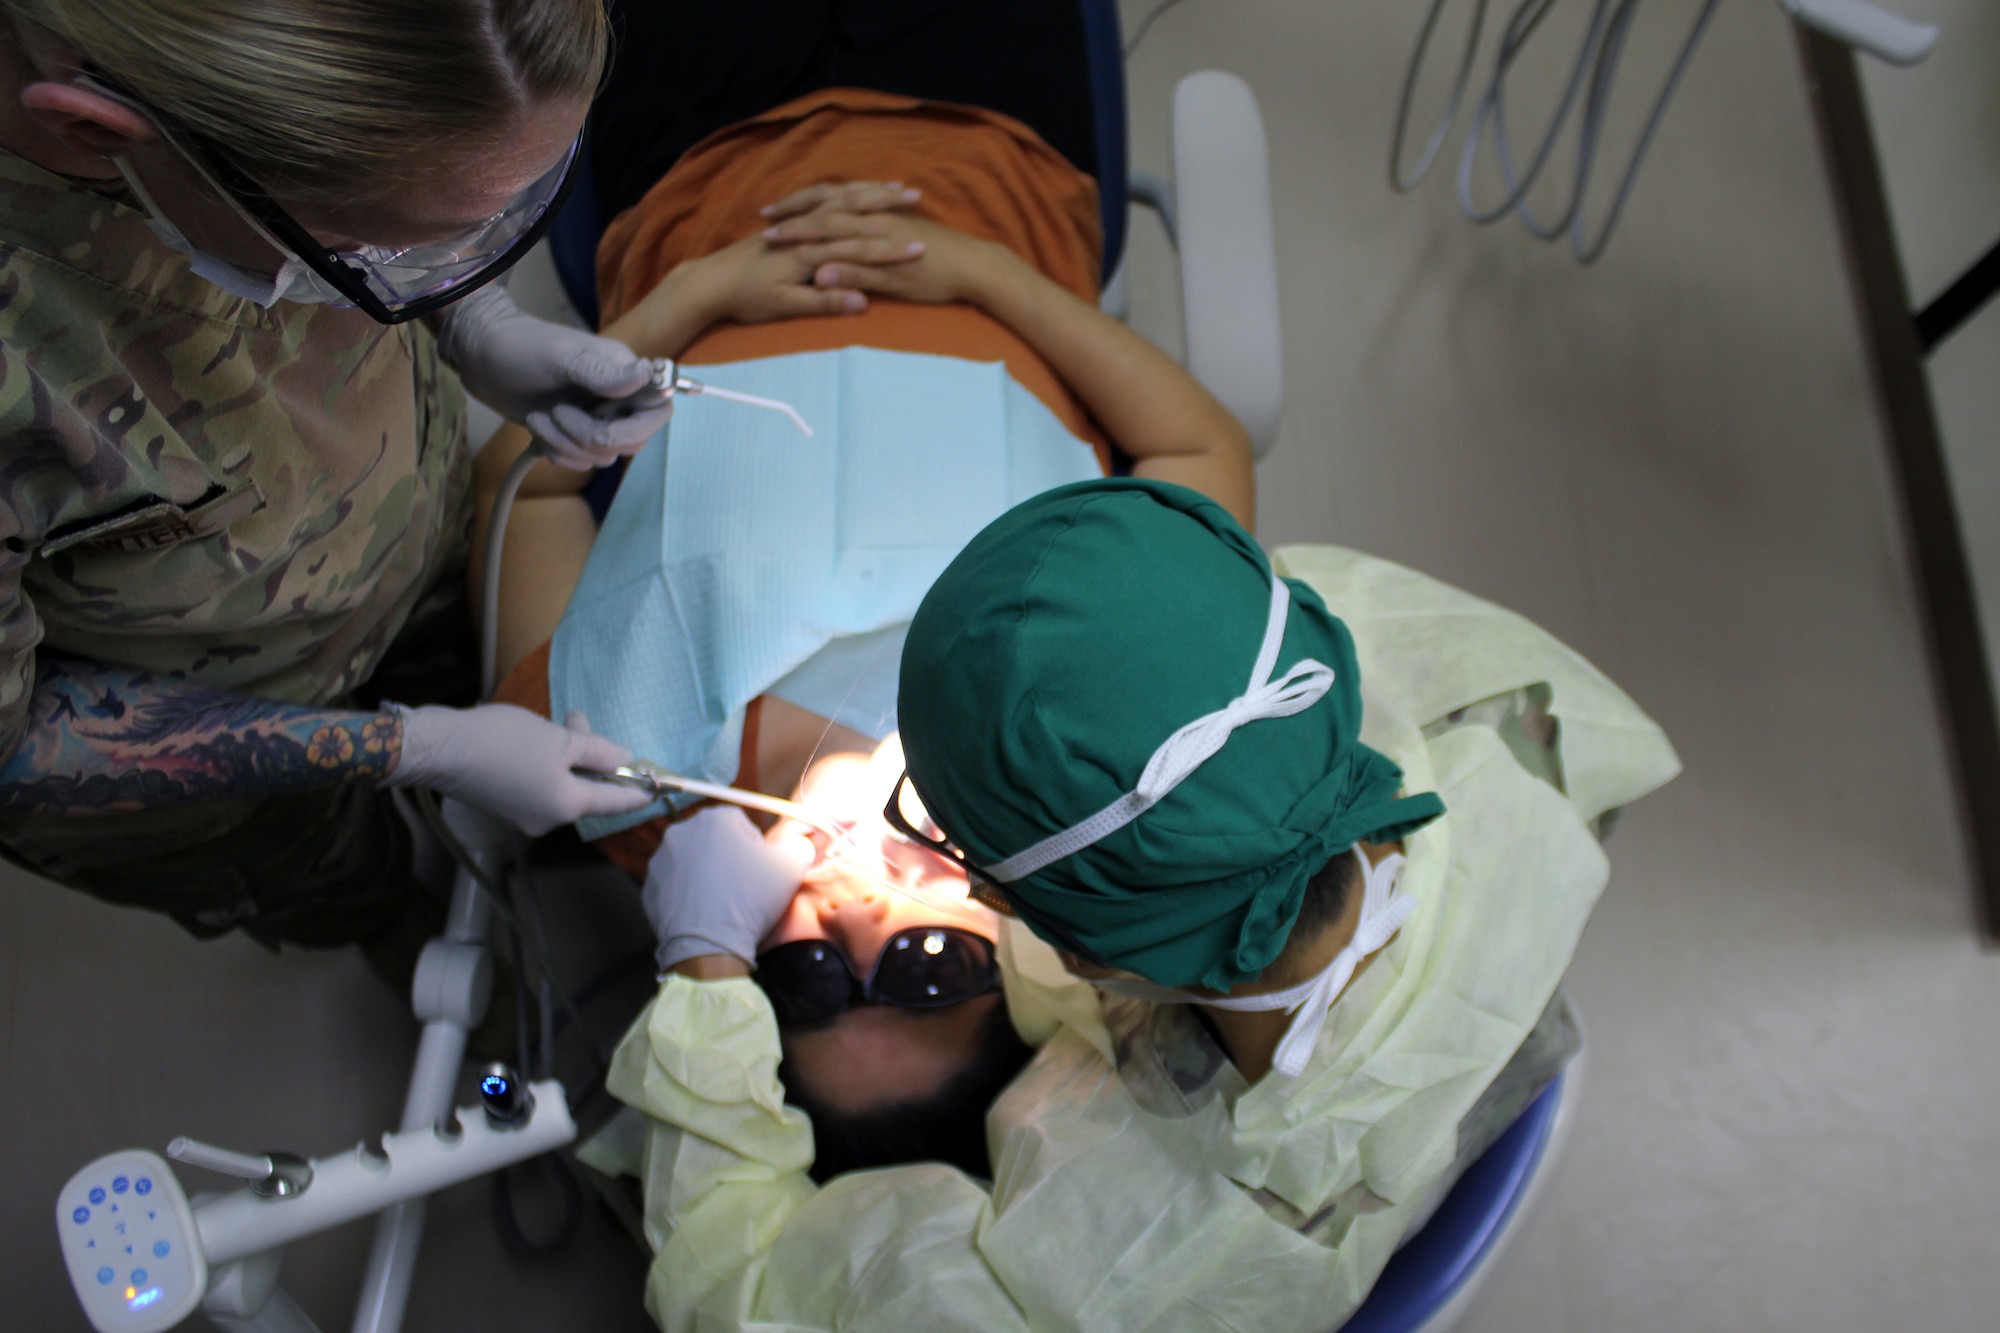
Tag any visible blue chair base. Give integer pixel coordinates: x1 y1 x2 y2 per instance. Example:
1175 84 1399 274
1338 1072 1569 1333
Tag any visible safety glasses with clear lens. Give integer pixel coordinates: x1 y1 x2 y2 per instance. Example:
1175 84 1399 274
202 133 580 323
754 928 1001 1027
882 772 1110 968
82 69 580 324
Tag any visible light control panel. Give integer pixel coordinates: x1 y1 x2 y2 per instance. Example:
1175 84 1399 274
56 1150 205 1333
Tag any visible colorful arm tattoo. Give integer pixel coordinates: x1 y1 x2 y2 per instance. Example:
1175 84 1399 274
0 657 402 817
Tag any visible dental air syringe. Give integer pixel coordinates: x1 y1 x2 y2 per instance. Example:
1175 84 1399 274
593 357 814 437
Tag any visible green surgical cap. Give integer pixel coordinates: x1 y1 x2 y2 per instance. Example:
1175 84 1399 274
899 479 1445 991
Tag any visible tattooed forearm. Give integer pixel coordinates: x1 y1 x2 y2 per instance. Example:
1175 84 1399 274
0 657 402 816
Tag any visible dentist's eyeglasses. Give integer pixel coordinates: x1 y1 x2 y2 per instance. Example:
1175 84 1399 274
82 68 580 325
882 771 1109 968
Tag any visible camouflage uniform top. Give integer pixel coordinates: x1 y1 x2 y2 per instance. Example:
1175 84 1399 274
0 149 472 757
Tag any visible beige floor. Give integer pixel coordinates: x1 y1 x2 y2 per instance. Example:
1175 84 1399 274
7 2 2000 1329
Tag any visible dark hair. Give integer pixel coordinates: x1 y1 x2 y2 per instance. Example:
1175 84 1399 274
778 1000 1036 1184
1271 847 1362 981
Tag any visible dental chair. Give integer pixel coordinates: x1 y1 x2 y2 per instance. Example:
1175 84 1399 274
53 7 1561 1330
547 16 1287 470
544 9 1581 1332
1343 1056 1585 1333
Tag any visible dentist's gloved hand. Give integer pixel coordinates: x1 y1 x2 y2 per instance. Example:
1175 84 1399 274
383 703 651 836
435 283 672 471
643 805 812 971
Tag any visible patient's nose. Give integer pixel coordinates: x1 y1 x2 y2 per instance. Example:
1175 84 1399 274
814 887 889 925
813 889 891 959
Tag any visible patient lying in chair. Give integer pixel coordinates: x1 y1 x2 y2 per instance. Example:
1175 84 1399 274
477 7 1679 1329
476 30 1251 1194
478 88 1252 693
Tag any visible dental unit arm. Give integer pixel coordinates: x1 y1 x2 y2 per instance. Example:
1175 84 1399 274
56 360 817 1333
56 1069 573 1333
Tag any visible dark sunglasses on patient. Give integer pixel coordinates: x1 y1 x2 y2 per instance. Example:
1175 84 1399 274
741 746 1021 1144
754 748 1001 1029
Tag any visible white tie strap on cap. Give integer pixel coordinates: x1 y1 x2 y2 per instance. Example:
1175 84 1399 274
1090 847 1417 1078
984 575 1336 884
1237 849 1415 1077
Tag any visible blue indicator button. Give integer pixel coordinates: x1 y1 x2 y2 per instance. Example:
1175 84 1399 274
153 1240 170 1259
128 1287 162 1311
89 1187 105 1205
130 1268 147 1285
111 1176 129 1194
135 1178 152 1196
96 1267 113 1286
72 1206 89 1225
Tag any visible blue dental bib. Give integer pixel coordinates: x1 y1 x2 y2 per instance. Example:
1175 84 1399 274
551 347 1103 839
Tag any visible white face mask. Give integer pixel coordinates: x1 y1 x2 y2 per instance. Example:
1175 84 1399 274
1093 845 1417 1078
112 155 350 309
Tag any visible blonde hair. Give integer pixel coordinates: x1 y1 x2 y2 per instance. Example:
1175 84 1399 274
5 0 607 202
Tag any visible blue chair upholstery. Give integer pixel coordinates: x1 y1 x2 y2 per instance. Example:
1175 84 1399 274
1337 1074 1568 1333
544 3 1136 521
547 124 604 331
546 0 1133 330
1078 0 1130 281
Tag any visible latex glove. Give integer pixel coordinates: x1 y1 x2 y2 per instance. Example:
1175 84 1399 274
434 283 672 471
384 703 651 836
643 805 811 970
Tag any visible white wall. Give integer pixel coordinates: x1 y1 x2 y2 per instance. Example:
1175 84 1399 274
1110 5 2000 1328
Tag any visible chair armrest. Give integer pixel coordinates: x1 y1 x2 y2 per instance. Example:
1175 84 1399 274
1173 71 1285 458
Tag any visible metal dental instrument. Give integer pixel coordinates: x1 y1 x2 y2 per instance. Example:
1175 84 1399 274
579 761 973 908
576 760 847 839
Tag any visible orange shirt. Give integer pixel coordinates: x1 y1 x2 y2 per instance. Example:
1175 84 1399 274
598 87 1108 459
501 90 1108 876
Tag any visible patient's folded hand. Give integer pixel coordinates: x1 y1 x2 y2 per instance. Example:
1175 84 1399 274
761 180 922 223
761 197 1002 309
690 226 928 326
630 182 948 340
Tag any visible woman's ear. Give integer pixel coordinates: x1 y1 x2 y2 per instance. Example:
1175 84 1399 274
18 80 156 160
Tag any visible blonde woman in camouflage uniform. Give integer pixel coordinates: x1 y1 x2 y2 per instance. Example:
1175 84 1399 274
0 1 662 968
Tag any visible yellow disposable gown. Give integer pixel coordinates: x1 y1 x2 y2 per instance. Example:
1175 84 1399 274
596 544 1681 1332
